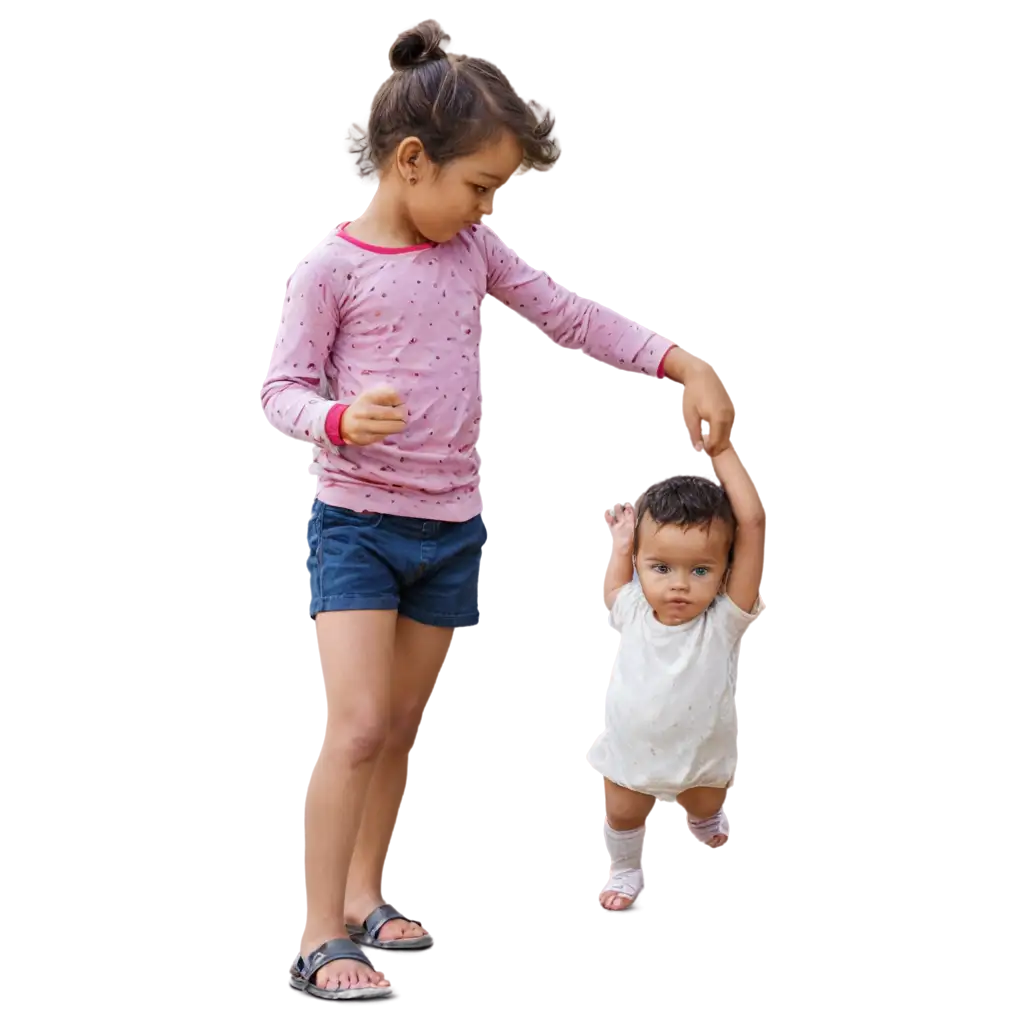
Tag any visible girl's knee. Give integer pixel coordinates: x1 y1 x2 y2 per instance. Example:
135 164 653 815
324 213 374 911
385 703 426 753
323 713 389 766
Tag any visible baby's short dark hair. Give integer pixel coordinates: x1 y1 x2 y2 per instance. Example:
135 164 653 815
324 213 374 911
350 20 560 177
634 476 735 555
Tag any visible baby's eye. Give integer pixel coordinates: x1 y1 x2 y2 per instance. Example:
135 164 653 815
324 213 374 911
653 564 670 575
693 567 710 578
474 185 491 195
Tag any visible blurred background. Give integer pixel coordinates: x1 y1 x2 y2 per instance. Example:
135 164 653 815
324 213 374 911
0 0 1019 1007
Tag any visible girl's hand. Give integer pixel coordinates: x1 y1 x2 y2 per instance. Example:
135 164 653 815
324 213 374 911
341 385 408 446
681 360 735 456
605 502 636 553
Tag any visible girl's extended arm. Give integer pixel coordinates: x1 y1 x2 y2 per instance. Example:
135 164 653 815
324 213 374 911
710 445 765 613
478 225 734 453
478 225 674 380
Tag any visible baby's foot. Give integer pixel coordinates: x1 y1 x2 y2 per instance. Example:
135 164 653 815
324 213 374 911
704 831 729 856
593 868 638 917
692 802 733 851
598 888 634 913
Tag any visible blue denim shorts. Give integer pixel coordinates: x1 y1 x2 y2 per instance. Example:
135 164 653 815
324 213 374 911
307 500 487 627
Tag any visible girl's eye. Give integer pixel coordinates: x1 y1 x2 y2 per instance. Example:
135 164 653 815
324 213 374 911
474 185 490 195
654 564 669 575
693 567 709 578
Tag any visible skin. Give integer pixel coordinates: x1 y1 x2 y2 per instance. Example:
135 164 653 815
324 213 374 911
633 510 733 627
299 612 453 994
346 131 523 249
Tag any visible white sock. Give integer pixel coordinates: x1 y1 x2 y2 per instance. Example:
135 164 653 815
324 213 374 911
602 821 646 900
687 809 729 844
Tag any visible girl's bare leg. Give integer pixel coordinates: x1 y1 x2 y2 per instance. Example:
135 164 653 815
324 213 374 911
345 617 454 940
299 609 397 993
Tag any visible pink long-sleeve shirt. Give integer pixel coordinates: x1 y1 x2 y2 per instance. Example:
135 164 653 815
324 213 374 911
261 222 674 522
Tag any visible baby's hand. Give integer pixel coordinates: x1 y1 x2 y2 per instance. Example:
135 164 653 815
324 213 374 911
605 502 636 552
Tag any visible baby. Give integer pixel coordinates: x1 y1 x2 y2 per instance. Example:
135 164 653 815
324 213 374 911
588 439 765 910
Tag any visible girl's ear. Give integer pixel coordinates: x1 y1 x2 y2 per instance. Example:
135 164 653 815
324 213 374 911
394 137 426 184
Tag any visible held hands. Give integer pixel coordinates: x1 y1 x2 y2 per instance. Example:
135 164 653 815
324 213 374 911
605 502 636 553
681 361 734 456
341 385 407 446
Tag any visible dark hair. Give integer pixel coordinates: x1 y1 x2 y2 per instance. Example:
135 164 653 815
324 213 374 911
634 476 736 556
350 20 560 177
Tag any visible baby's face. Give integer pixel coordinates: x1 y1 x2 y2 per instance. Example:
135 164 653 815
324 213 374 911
635 515 733 626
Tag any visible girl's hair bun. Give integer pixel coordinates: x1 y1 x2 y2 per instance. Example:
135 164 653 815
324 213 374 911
389 20 450 71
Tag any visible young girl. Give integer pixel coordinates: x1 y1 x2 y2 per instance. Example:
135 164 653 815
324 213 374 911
262 20 736 1000
590 440 765 912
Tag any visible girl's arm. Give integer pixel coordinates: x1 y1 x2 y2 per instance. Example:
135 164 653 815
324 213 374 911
710 445 765 614
260 259 347 449
478 225 734 453
477 225 674 380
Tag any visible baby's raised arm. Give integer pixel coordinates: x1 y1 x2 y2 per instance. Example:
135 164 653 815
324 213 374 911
710 445 765 613
603 503 636 610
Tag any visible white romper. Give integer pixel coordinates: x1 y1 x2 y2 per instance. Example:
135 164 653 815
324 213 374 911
587 579 763 801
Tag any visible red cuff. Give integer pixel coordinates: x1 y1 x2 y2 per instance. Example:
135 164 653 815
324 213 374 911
325 404 348 446
656 345 676 379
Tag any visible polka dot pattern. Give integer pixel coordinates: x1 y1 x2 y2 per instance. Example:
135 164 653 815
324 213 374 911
261 224 674 522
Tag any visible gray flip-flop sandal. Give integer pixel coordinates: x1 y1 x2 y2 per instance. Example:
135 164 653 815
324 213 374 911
289 938 393 999
349 903 434 950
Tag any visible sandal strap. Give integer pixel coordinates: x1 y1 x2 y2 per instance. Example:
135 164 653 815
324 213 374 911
292 938 372 982
364 903 420 941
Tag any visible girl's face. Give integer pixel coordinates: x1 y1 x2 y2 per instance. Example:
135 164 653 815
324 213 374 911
635 514 733 626
401 131 523 243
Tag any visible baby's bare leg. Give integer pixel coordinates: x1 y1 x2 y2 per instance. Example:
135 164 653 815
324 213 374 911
601 779 656 910
676 786 729 848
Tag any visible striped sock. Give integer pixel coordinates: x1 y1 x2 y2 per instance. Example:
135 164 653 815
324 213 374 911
604 820 645 871
684 806 733 839
602 821 646 904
